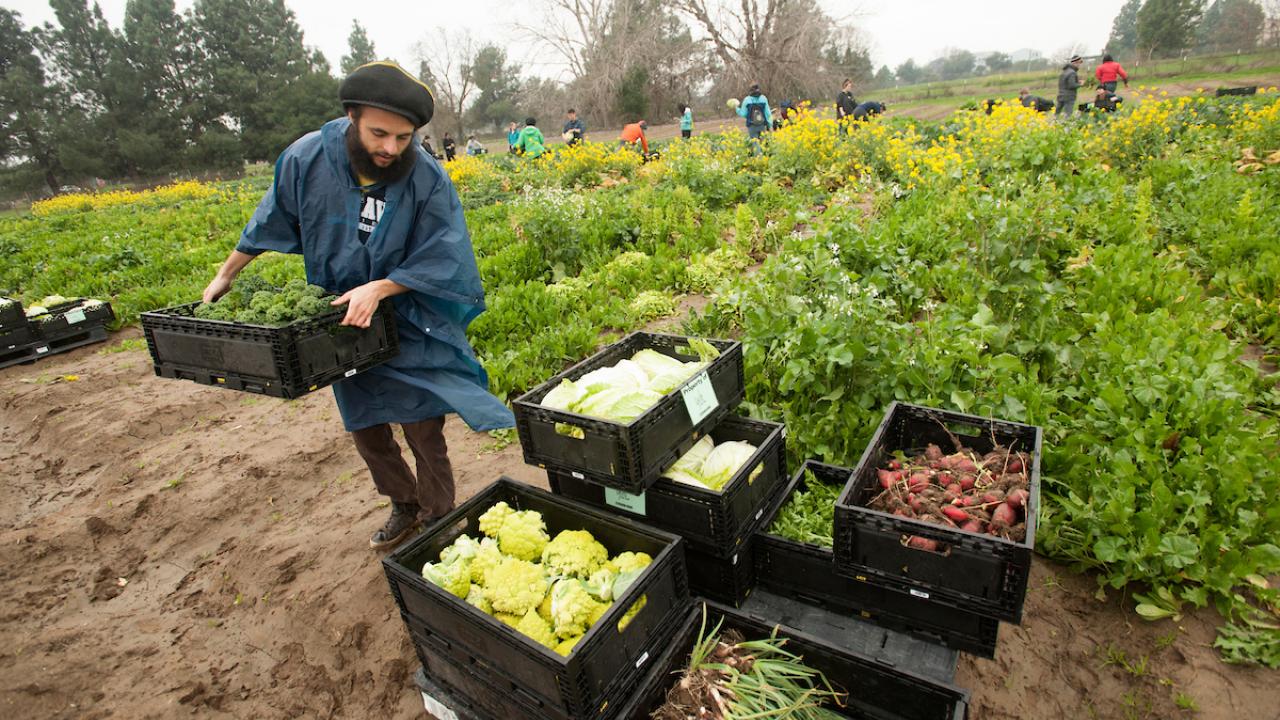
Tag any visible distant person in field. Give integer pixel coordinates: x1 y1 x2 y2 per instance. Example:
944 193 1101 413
620 120 649 156
1095 53 1129 94
1089 86 1124 113
441 131 456 162
1019 88 1054 113
736 83 773 142
465 134 485 156
514 117 546 158
1057 55 1084 117
836 78 858 122
202 61 512 550
421 133 439 159
562 109 585 146
506 121 519 153
679 104 693 139
852 100 886 121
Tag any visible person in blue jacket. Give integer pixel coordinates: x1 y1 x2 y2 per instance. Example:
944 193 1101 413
736 84 773 142
203 61 514 550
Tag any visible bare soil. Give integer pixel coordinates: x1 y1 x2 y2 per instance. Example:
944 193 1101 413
2 332 1276 720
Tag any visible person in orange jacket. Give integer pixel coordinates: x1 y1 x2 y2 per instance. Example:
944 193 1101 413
619 120 649 155
1095 54 1129 94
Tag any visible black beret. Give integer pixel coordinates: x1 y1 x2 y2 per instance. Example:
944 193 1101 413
340 62 435 127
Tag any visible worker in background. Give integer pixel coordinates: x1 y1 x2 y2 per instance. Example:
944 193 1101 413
562 109 586 146
1057 55 1084 117
513 117 546 158
735 83 773 143
1019 88 1054 113
620 120 649 156
679 104 693 139
836 78 858 123
1095 54 1129 94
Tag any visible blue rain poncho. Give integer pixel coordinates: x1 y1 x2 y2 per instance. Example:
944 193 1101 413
236 117 515 433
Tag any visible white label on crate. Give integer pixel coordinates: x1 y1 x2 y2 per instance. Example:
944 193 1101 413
732 553 740 566
635 651 650 669
65 309 87 324
605 487 646 515
571 471 585 480
344 368 357 378
420 691 460 720
35 346 49 354
755 508 764 520
680 370 718 425
909 588 930 600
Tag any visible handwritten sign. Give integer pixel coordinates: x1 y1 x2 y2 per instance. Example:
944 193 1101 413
679 370 718 425
605 487 646 515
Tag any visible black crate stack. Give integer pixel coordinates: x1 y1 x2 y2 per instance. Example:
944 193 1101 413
1 297 115 370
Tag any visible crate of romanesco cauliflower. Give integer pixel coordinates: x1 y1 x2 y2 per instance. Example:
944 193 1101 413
140 277 398 398
24 295 115 342
383 478 690 720
514 332 745 494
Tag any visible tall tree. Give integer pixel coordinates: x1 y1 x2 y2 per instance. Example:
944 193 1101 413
414 29 479 138
1107 0 1142 55
1137 0 1206 58
466 45 522 131
872 64 895 88
935 48 976 80
192 0 334 161
341 20 377 75
1198 0 1265 51
0 10 64 191
895 58 923 85
984 52 1013 74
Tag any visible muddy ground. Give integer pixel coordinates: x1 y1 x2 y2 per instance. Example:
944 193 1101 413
1 332 1276 720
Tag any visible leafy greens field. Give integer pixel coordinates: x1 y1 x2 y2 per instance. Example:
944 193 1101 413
2 90 1278 665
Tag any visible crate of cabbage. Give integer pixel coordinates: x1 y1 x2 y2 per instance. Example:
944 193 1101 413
0 296 25 332
547 415 786 555
756 461 1000 658
141 277 399 398
24 295 116 343
383 478 689 720
514 332 745 494
615 602 970 720
833 402 1042 623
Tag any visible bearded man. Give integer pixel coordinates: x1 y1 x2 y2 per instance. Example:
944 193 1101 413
203 62 513 550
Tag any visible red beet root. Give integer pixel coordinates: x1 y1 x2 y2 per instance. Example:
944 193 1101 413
878 469 902 489
941 505 970 522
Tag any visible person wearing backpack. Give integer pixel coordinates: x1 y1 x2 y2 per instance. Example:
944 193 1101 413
736 84 773 143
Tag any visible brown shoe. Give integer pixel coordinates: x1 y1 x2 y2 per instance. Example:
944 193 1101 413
369 501 421 550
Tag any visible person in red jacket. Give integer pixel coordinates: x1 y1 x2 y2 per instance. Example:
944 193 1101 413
619 120 649 155
1095 54 1129 93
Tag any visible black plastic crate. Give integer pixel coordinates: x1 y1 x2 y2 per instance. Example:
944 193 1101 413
141 301 399 398
1215 86 1257 97
0 324 34 351
414 665 485 720
547 415 785 554
757 461 999 658
833 402 1042 624
0 340 43 370
615 601 969 720
32 324 110 359
383 478 690 720
514 332 745 493
0 297 26 332
28 299 115 342
685 535 756 608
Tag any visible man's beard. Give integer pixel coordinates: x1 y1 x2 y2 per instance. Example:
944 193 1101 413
346 124 417 184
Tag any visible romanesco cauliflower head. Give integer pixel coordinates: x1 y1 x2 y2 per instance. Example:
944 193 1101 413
496 509 549 561
465 584 492 614
550 578 609 639
554 634 583 657
469 537 503 585
611 551 653 574
483 557 549 615
583 567 617 602
515 609 558 649
422 559 471 599
478 501 514 537
542 529 609 579
440 534 482 565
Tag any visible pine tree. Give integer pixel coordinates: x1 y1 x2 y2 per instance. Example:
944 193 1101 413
1107 0 1143 55
341 20 377 75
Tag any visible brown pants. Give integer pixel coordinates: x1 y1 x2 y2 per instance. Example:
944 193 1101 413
351 417 454 521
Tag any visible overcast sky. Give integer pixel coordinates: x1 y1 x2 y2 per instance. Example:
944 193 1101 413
8 0 1129 77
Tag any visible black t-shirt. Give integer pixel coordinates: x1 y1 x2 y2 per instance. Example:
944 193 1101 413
357 184 386 244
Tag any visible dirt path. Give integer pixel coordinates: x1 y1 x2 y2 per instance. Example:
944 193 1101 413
1 333 1276 720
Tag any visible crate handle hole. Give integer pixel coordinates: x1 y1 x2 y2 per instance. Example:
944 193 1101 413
615 593 648 634
900 534 952 556
944 421 981 438
553 422 586 440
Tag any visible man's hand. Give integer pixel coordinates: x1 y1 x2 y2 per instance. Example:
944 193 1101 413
203 275 232 304
332 279 409 328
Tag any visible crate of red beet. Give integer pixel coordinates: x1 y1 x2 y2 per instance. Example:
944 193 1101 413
613 602 970 720
546 415 785 554
833 402 1042 624
514 332 744 494
141 301 398 398
756 461 1000 658
383 478 690 720
28 298 115 342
